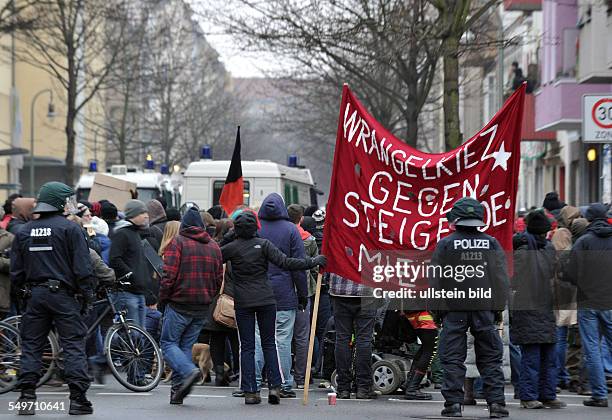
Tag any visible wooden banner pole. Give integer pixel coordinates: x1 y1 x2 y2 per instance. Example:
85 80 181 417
302 272 323 405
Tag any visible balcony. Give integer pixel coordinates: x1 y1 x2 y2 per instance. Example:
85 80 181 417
521 94 556 141
504 0 543 11
534 79 612 131
577 3 612 83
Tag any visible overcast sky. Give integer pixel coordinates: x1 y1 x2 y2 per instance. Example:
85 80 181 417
189 0 282 78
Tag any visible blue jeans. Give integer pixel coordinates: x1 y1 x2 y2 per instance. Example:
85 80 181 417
111 292 146 327
509 341 521 392
555 326 570 385
578 309 612 399
236 304 282 393
519 343 558 401
160 305 206 387
255 309 296 391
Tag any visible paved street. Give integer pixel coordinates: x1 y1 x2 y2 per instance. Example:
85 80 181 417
0 378 607 419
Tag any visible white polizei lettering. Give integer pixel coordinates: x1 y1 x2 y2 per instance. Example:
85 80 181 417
391 149 407 176
355 119 371 154
462 174 480 198
421 159 436 180
343 192 360 228
405 155 423 178
393 181 413 215
436 156 453 177
480 124 498 162
410 220 431 250
343 103 361 143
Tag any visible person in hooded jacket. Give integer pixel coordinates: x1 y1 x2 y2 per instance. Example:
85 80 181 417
564 203 612 408
159 207 223 405
7 198 35 235
255 193 308 397
221 211 326 405
90 216 111 265
510 210 566 409
146 199 167 246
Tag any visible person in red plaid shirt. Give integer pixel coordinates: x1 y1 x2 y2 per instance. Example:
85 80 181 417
159 207 223 405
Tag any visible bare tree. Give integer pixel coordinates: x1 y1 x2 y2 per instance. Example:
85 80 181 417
203 0 441 147
15 0 128 183
0 0 41 33
430 0 498 150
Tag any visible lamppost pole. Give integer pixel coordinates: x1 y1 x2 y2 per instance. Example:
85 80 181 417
30 89 54 196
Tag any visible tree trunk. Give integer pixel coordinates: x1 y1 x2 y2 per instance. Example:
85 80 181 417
65 55 77 186
442 35 463 151
405 108 419 148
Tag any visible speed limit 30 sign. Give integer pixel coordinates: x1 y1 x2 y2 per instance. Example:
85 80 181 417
583 95 612 142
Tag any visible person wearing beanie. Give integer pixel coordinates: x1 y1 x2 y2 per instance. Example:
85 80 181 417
511 209 566 409
108 200 149 354
100 201 118 238
220 210 326 405
165 207 181 222
159 206 223 404
564 203 612 408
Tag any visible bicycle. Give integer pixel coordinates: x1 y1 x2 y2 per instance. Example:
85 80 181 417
0 280 164 393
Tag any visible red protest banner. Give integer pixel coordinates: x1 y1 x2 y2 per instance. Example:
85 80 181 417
322 84 525 287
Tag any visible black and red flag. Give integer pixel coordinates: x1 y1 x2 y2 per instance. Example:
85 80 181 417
219 126 244 216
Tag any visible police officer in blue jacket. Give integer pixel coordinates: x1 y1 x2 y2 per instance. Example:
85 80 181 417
431 197 509 418
10 182 94 415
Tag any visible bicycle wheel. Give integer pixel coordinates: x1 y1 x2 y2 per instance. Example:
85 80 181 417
0 321 20 394
104 322 163 392
37 331 59 387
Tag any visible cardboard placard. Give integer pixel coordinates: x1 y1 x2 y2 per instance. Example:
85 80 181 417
88 173 137 209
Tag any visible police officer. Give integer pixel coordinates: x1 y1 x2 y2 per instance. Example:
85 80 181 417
430 197 509 418
11 182 94 415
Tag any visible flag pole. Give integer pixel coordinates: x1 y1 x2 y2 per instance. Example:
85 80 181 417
302 272 323 405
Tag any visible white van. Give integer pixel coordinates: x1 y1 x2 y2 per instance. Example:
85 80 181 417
182 159 318 211
75 165 182 207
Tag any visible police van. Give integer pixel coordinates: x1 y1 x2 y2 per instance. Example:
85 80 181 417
75 163 182 207
182 152 319 211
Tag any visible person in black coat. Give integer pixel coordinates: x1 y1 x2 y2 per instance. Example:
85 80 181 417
510 210 566 409
220 210 325 405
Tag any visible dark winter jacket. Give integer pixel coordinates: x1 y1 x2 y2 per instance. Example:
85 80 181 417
160 226 223 317
258 193 307 310
510 233 557 345
109 220 149 295
565 219 612 310
221 236 316 309
0 229 14 313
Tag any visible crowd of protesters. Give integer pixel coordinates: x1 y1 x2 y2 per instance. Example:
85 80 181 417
1 186 610 415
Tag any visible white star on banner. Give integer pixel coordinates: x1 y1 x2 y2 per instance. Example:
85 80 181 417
491 142 511 171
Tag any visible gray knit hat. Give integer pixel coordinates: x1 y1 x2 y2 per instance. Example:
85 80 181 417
124 199 147 220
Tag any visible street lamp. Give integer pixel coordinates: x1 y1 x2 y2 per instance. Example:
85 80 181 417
30 89 55 196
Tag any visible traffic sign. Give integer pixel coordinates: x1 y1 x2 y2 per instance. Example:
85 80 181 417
583 94 612 142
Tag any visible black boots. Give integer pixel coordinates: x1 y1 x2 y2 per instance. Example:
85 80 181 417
68 388 93 415
268 387 281 404
214 365 229 387
488 402 509 418
404 369 433 400
244 392 261 404
441 402 463 417
170 386 183 405
17 389 36 416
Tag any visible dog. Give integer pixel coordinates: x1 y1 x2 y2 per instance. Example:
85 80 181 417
163 343 229 385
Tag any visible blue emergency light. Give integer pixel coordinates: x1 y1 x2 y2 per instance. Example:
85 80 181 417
88 160 98 172
288 155 298 167
160 164 169 175
201 145 212 159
